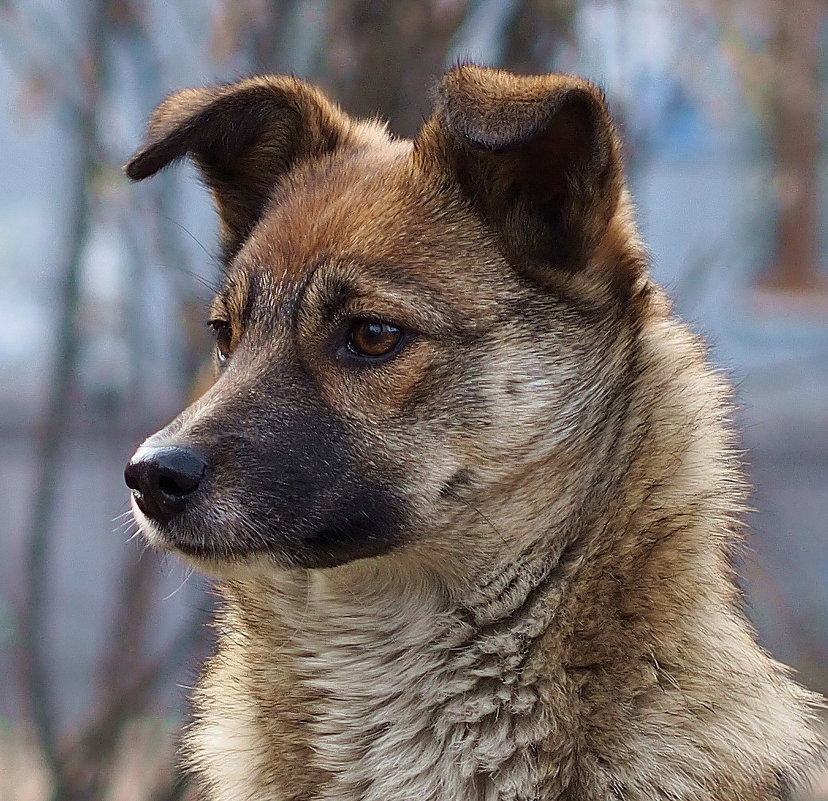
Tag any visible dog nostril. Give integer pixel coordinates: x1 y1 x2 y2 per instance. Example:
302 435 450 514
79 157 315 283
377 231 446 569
124 445 207 524
159 475 184 496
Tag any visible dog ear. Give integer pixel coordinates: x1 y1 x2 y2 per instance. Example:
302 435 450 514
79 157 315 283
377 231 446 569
125 76 356 259
419 65 624 272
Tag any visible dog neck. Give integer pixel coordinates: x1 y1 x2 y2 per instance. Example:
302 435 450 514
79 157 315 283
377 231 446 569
203 531 595 801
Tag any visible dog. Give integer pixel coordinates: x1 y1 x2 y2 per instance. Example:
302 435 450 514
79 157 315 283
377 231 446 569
124 66 823 800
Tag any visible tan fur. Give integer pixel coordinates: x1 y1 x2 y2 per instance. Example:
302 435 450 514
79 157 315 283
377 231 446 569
126 66 824 800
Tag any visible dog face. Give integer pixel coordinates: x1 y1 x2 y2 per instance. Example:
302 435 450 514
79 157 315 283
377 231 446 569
124 67 647 574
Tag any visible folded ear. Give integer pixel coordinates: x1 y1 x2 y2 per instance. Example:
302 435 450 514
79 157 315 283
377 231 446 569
419 65 625 273
125 76 359 259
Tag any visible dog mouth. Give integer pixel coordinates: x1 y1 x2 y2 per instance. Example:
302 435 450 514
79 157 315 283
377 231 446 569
127 462 408 571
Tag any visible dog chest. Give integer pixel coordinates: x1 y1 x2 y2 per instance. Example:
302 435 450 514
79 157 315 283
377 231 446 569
288 572 559 801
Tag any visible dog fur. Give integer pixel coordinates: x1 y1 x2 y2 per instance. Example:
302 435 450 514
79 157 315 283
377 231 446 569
125 66 824 800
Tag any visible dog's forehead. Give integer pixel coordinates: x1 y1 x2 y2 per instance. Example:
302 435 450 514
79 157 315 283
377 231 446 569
232 139 487 290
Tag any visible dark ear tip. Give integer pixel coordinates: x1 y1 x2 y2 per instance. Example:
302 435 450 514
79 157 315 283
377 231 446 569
124 153 148 181
123 160 142 181
123 148 166 181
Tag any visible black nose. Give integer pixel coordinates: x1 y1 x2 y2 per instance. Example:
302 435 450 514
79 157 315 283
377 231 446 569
124 445 207 524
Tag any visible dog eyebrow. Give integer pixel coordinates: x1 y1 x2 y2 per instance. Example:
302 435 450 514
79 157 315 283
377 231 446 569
207 269 261 329
297 255 475 340
208 290 231 321
331 256 460 313
242 271 268 324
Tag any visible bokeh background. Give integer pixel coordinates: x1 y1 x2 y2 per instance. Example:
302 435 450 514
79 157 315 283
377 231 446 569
0 1 826 799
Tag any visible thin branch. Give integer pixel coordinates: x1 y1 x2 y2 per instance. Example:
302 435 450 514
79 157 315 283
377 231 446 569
16 2 109 798
66 599 213 773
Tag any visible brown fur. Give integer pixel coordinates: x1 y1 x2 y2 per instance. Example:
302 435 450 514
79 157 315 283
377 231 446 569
126 66 824 800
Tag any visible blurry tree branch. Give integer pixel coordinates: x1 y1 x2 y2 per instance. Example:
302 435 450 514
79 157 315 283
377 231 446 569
4 2 214 799
759 0 824 294
15 2 108 799
0 2 97 115
689 0 827 296
320 0 471 137
499 0 573 73
121 5 219 394
62 595 213 799
68 552 161 798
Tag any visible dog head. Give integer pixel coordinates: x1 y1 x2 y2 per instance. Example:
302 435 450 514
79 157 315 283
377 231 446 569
124 66 647 577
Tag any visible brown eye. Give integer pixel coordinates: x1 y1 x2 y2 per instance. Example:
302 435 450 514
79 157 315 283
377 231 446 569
208 320 232 363
347 319 404 359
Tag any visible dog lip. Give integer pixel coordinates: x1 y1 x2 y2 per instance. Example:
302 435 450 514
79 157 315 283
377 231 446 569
128 498 176 552
167 538 216 559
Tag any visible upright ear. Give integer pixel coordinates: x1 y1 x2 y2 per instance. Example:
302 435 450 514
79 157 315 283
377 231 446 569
418 65 625 272
125 76 360 259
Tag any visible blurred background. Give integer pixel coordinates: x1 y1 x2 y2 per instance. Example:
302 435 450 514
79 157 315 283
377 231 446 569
0 0 825 799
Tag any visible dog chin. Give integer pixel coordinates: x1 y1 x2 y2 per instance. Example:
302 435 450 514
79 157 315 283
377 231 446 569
129 499 225 566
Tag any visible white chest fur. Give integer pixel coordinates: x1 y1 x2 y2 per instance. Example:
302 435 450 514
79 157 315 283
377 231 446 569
292 566 565 801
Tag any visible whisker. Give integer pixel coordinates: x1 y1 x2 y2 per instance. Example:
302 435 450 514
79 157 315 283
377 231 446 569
163 567 195 601
152 261 222 297
126 526 143 544
114 516 137 533
443 485 510 548
157 213 221 266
